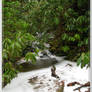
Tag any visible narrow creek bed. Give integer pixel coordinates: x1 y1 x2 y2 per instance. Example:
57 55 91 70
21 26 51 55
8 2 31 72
3 60 89 92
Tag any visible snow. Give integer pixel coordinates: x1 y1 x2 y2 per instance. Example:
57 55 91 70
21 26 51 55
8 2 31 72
3 60 89 92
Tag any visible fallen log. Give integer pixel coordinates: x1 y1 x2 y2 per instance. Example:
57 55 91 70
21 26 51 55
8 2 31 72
73 82 90 91
67 81 81 86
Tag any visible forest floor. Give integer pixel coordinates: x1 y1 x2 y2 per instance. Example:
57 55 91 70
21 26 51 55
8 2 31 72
3 60 90 92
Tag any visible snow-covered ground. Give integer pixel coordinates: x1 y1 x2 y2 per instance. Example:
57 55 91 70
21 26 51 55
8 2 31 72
3 60 89 92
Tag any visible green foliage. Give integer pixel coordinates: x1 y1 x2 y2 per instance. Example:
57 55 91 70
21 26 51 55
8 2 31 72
25 48 40 64
20 0 64 44
49 0 89 68
62 33 69 40
2 32 36 86
3 32 35 61
54 17 60 25
3 0 90 86
3 0 37 86
74 34 80 40
61 46 70 53
61 0 89 65
2 62 18 86
25 52 37 64
77 52 90 68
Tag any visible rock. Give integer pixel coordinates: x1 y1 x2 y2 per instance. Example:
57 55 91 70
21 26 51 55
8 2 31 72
40 82 43 84
28 76 38 84
33 85 41 89
65 63 73 67
51 65 59 79
17 56 58 72
17 50 58 72
56 81 65 92
41 51 48 57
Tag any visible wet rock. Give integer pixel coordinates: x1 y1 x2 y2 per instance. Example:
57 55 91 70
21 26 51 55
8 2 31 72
33 85 41 89
56 81 65 92
41 51 49 57
40 82 43 84
65 63 73 67
48 88 52 91
17 57 58 72
51 65 59 79
28 76 38 84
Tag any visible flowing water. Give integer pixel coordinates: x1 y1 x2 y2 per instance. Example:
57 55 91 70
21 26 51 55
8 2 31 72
3 50 90 92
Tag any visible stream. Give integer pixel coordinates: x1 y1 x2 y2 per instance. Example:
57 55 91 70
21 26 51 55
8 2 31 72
3 50 90 92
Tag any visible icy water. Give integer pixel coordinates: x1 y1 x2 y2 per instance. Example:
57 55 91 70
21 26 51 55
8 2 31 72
3 51 90 92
